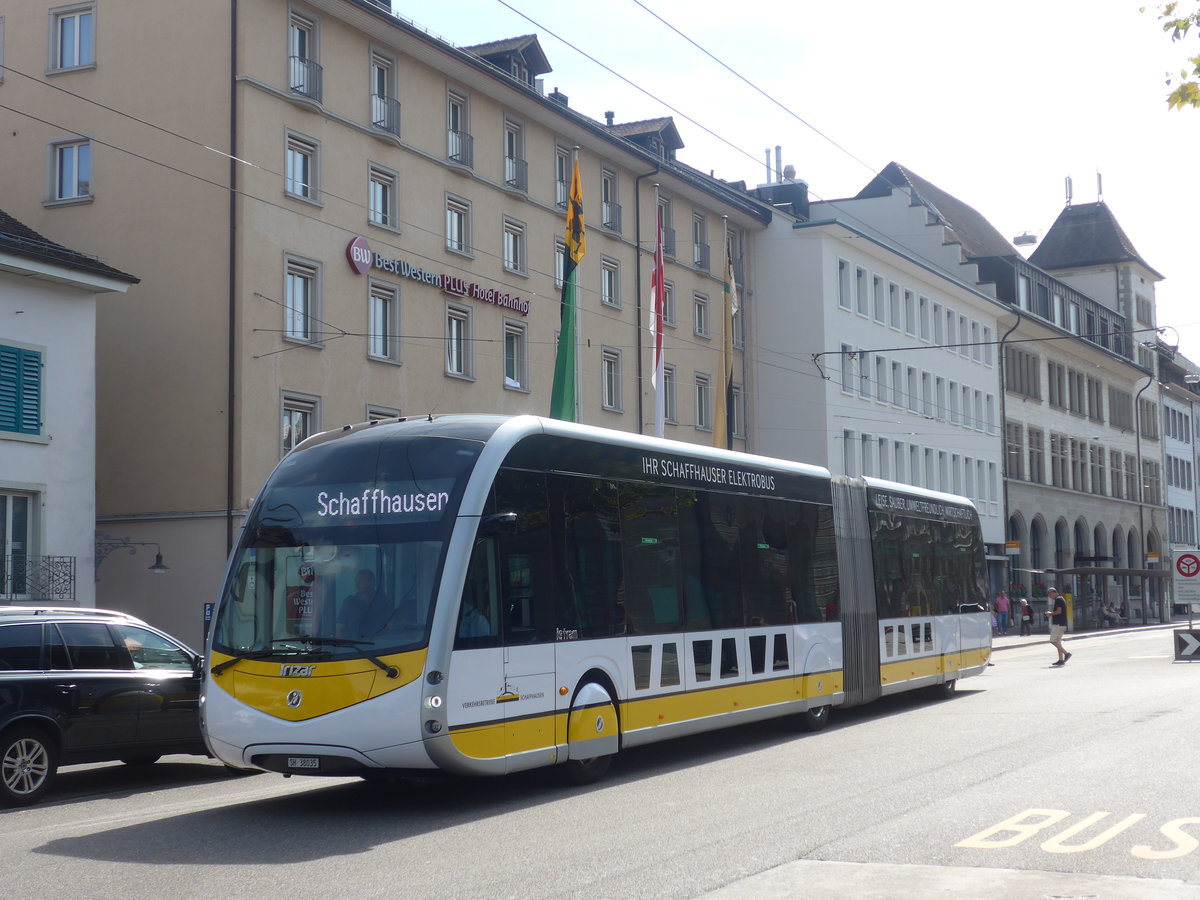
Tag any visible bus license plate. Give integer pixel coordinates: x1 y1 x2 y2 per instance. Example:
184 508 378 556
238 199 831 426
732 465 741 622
287 756 320 769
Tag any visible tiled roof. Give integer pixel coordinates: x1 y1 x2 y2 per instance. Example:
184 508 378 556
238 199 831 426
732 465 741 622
461 34 551 77
0 209 138 284
606 117 684 150
856 161 1017 260
1028 201 1162 279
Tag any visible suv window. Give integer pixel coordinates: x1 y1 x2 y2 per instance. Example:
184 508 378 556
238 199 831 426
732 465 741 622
110 623 194 670
0 623 41 670
55 621 132 670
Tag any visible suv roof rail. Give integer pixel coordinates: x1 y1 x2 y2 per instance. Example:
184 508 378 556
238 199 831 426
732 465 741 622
0 605 146 623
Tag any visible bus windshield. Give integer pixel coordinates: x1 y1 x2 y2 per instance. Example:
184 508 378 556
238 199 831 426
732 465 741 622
211 431 483 659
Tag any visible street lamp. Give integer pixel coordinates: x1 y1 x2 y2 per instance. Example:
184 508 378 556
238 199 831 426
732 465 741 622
94 533 171 580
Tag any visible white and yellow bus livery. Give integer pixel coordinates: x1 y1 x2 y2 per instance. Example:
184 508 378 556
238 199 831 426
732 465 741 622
202 415 990 783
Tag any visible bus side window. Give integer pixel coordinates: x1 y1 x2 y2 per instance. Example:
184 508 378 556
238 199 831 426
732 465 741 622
493 470 556 644
455 539 501 648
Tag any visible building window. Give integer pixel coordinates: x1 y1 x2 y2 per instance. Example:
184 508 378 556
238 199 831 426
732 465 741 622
872 275 885 323
693 292 709 338
503 118 527 191
837 260 851 310
554 239 566 289
51 139 91 201
288 11 321 101
889 283 901 329
285 133 319 203
663 364 677 423
50 4 94 70
904 290 916 336
447 89 472 167
601 348 623 411
855 267 868 316
554 146 570 208
1028 427 1045 484
368 164 398 229
659 197 675 257
0 345 42 436
692 214 709 270
368 281 399 362
370 51 400 135
600 258 620 307
281 393 319 457
446 304 472 378
1006 422 1024 480
503 320 527 390
662 281 676 326
601 169 620 231
502 218 526 274
731 384 745 438
0 491 35 594
284 256 320 343
445 195 471 255
919 297 931 340
695 373 712 430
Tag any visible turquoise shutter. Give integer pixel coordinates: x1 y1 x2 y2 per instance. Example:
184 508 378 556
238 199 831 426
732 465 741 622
0 346 42 435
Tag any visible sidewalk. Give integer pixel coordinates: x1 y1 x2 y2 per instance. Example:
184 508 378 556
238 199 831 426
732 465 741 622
989 617 1191 652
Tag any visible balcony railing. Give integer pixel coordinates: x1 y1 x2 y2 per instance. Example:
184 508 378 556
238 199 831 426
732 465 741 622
693 242 711 272
662 226 676 258
555 179 568 209
448 129 474 168
602 201 622 232
371 94 401 136
289 56 323 103
1 555 76 601
504 156 528 192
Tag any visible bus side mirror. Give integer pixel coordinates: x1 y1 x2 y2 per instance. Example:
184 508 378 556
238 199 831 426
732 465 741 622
481 512 518 537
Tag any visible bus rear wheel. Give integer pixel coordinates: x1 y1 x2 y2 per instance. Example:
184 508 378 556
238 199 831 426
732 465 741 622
800 704 830 732
560 753 613 785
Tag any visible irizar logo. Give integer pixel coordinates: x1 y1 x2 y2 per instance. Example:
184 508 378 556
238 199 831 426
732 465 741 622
280 664 316 677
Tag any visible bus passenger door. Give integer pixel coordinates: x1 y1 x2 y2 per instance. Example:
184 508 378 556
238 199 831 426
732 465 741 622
499 547 557 772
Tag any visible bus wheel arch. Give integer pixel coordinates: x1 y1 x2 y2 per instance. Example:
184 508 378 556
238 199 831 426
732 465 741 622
561 670 620 785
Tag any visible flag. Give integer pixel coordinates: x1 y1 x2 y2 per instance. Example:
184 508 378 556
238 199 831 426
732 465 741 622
714 240 740 448
550 158 585 421
648 206 666 438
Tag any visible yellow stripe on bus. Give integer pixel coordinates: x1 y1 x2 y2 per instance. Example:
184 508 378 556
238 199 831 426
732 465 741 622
209 649 426 721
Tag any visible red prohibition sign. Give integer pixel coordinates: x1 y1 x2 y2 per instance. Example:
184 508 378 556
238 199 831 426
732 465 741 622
1177 553 1200 578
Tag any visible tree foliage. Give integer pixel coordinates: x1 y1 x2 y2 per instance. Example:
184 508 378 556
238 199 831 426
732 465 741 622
1146 2 1200 108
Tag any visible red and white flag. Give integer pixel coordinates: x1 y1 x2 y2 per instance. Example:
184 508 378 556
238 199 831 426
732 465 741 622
648 206 666 438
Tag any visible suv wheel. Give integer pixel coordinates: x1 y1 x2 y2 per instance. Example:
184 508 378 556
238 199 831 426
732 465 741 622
0 726 58 807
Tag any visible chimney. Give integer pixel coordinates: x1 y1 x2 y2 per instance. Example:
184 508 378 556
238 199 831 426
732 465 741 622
605 110 615 126
548 87 569 106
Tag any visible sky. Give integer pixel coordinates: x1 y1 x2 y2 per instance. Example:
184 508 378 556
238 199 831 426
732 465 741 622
393 0 1200 358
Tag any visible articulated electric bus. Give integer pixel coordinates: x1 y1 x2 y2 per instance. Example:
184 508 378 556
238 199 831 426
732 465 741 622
201 415 990 783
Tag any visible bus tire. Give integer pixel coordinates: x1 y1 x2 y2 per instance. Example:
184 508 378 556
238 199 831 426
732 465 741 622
0 725 58 807
934 678 957 699
560 753 613 786
800 704 830 732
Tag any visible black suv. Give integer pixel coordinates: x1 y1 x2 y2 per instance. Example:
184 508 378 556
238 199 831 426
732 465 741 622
0 607 206 806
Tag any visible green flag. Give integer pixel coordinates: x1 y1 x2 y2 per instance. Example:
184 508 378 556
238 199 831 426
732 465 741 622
550 158 585 420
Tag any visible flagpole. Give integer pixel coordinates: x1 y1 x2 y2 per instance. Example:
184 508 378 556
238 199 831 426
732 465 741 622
649 184 665 438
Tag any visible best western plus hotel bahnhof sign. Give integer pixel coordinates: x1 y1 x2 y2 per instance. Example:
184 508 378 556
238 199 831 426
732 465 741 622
346 237 530 316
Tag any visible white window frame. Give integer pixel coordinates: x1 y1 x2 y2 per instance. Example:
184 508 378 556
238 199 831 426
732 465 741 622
367 279 400 363
288 10 319 98
503 319 528 391
368 163 398 230
49 3 95 72
445 303 472 379
662 280 676 327
447 88 471 167
695 373 712 431
503 217 527 275
285 131 320 204
837 260 851 310
663 363 677 424
445 194 471 256
503 118 526 191
284 255 321 344
601 347 623 412
693 292 709 338
554 145 570 208
554 239 566 290
281 391 320 457
600 257 620 308
50 138 92 202
370 50 398 134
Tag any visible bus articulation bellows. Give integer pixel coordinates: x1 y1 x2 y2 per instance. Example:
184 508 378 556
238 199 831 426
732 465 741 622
201 415 990 783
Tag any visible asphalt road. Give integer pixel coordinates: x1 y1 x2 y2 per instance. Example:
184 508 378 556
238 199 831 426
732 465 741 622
2 626 1199 899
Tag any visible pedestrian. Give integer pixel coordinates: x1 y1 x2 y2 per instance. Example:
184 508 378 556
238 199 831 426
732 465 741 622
1018 596 1032 636
1047 586 1070 666
994 589 1011 636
